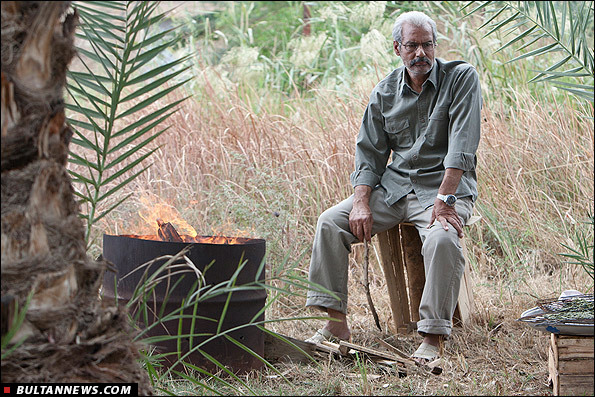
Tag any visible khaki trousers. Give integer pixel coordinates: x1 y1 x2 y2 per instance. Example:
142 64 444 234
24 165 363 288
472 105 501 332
306 188 474 336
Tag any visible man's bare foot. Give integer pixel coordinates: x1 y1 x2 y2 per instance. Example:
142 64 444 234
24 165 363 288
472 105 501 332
324 308 351 341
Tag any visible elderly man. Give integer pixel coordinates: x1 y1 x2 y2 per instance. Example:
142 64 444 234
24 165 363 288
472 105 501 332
305 10 482 364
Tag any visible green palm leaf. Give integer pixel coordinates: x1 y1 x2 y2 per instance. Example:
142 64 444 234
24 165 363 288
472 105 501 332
464 1 594 103
66 1 192 246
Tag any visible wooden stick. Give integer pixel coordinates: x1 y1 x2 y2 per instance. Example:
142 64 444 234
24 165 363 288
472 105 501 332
320 340 343 353
339 340 416 367
375 337 412 360
364 240 382 331
340 340 443 376
312 341 342 356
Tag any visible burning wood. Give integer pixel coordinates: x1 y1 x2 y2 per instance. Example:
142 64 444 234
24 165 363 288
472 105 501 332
134 215 250 245
156 218 183 242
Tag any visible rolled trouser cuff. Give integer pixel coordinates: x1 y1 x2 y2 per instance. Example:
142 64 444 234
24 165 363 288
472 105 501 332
416 319 452 337
306 292 347 314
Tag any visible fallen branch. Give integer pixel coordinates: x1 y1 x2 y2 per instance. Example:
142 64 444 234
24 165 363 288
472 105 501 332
375 337 412 360
267 331 444 377
338 340 443 376
339 340 413 367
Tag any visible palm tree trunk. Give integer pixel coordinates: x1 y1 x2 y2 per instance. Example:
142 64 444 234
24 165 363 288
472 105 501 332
1 2 152 393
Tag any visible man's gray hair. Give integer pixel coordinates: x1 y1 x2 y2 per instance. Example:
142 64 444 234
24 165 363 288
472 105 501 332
392 11 437 44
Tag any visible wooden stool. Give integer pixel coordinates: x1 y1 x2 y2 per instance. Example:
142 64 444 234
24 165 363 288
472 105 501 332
376 215 481 334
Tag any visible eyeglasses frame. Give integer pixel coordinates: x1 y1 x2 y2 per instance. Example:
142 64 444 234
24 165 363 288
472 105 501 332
399 41 436 53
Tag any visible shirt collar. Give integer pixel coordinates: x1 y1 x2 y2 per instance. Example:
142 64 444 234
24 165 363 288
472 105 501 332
398 59 439 96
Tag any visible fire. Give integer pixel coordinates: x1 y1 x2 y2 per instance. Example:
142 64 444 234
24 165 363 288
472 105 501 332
123 224 248 245
138 196 198 238
192 235 245 244
131 195 253 245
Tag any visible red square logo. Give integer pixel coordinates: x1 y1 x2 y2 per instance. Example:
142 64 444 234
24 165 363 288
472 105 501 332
3 387 10 394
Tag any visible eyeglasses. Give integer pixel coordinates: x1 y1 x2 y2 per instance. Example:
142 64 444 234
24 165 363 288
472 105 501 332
400 41 435 53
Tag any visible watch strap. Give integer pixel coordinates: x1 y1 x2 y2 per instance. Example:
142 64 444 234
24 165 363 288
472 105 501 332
437 193 457 206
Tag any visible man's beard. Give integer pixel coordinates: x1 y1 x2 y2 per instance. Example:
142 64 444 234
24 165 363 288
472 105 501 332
409 56 432 67
407 56 433 76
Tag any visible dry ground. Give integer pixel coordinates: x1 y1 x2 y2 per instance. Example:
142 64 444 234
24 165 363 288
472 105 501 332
155 240 591 396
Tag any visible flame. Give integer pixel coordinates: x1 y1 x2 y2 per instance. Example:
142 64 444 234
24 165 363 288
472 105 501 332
123 233 248 245
125 195 257 245
192 235 246 244
138 196 198 238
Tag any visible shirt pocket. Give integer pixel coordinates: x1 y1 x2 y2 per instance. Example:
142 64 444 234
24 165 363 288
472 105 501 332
427 105 449 146
385 118 412 149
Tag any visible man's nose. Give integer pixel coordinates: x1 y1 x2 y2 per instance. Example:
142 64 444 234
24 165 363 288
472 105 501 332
415 44 426 56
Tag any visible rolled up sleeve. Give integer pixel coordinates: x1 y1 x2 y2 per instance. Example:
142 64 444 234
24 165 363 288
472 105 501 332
443 66 482 171
350 90 391 188
350 169 381 187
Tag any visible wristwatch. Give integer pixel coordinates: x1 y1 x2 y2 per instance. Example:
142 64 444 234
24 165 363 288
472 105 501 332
437 193 457 206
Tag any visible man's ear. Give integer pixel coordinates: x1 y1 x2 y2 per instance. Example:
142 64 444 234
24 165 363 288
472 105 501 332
393 41 401 56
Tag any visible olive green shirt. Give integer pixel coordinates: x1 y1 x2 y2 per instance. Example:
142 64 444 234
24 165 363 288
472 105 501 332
350 58 482 209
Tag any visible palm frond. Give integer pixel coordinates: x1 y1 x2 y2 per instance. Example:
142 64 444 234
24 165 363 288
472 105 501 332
464 1 594 103
66 1 192 245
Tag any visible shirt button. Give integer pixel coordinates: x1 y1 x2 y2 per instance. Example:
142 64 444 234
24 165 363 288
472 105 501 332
412 154 419 160
411 178 417 184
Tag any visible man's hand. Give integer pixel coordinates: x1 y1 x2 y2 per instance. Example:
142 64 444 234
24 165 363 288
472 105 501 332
428 198 464 238
430 168 465 237
349 185 373 242
349 201 373 242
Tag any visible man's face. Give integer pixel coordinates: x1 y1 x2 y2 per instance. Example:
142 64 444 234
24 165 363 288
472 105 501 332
394 22 435 78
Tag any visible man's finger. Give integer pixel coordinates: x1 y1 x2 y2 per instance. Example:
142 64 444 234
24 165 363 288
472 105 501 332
357 224 365 242
439 218 449 231
452 218 464 238
364 222 372 242
428 213 436 229
457 224 464 236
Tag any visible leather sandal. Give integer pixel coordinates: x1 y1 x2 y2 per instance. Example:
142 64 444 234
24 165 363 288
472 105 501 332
305 328 340 344
412 342 440 364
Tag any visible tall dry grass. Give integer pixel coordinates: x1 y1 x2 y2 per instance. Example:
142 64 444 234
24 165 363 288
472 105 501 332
473 87 593 297
94 66 593 284
96 73 371 264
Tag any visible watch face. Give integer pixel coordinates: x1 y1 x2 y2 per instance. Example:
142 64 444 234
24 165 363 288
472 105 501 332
445 195 457 206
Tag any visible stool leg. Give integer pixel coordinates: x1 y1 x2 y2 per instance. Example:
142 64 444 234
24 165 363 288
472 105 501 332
377 228 410 333
400 224 425 324
453 239 475 325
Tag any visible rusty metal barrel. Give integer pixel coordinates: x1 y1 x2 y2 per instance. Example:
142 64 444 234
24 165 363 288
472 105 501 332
101 234 266 374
